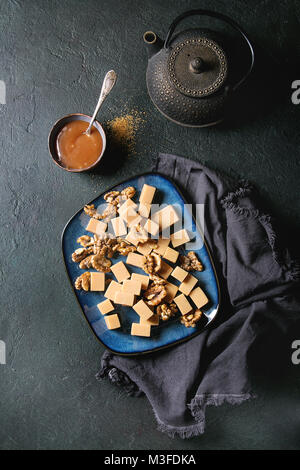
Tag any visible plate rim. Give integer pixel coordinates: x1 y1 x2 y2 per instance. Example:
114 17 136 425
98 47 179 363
61 171 221 356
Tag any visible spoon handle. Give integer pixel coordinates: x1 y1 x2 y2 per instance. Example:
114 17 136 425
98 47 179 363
86 70 117 134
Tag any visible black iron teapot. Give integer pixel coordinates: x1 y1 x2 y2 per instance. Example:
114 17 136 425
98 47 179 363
143 9 254 127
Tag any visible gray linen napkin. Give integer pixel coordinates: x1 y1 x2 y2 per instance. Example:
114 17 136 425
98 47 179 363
98 153 300 438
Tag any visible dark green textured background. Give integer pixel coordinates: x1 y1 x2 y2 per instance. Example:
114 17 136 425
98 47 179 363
0 0 299 450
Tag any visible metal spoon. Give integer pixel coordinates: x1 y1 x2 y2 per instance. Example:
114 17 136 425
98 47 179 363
84 70 117 136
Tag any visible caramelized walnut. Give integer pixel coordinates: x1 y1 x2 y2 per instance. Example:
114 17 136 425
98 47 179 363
180 309 202 328
157 303 178 321
121 186 136 200
79 255 94 269
100 203 118 222
104 191 121 205
179 251 203 272
115 239 136 256
84 202 117 222
102 186 135 215
83 204 102 220
144 284 167 306
72 247 93 263
77 235 94 247
93 234 118 258
148 273 167 285
143 253 162 274
75 272 91 291
91 254 112 272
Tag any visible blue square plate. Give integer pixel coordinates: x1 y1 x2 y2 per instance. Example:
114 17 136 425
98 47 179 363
62 172 220 355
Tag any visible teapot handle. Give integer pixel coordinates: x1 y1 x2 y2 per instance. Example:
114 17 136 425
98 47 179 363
164 9 255 91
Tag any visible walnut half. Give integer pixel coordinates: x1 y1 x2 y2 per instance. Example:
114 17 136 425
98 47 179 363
157 303 178 321
121 186 136 200
93 234 118 258
148 273 167 285
104 191 121 205
115 240 136 256
83 204 102 220
99 203 118 222
75 272 91 291
91 254 112 272
180 310 202 328
79 255 94 269
72 247 93 263
77 235 94 247
144 284 167 306
143 253 162 275
179 251 203 272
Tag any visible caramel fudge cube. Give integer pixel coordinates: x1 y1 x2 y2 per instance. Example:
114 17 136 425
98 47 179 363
111 216 127 237
138 202 151 218
139 184 156 204
140 314 160 326
152 205 179 230
189 287 209 309
131 273 150 290
171 229 190 248
163 246 179 264
174 294 193 315
111 261 130 283
126 252 146 268
131 322 151 337
133 299 154 321
179 274 198 296
127 214 142 228
122 279 142 296
90 272 105 291
97 299 114 315
118 198 137 215
153 237 170 256
120 206 141 227
86 218 107 235
143 219 159 237
164 282 179 303
171 266 188 282
104 280 122 300
105 314 120 330
125 227 140 246
114 291 135 306
137 239 157 256
158 260 173 280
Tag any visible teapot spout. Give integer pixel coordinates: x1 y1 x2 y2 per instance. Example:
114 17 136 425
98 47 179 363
143 31 163 58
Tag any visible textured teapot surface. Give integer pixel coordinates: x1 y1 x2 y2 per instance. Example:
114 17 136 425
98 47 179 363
146 28 229 127
144 9 254 127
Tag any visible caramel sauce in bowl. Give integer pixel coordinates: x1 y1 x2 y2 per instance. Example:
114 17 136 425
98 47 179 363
48 114 106 172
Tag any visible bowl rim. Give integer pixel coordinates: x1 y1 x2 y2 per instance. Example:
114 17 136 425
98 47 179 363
48 113 107 173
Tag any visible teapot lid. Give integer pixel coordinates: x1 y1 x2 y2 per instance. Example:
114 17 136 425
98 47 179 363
167 37 227 97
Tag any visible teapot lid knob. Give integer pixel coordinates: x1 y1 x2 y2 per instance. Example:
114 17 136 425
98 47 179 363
189 57 205 74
